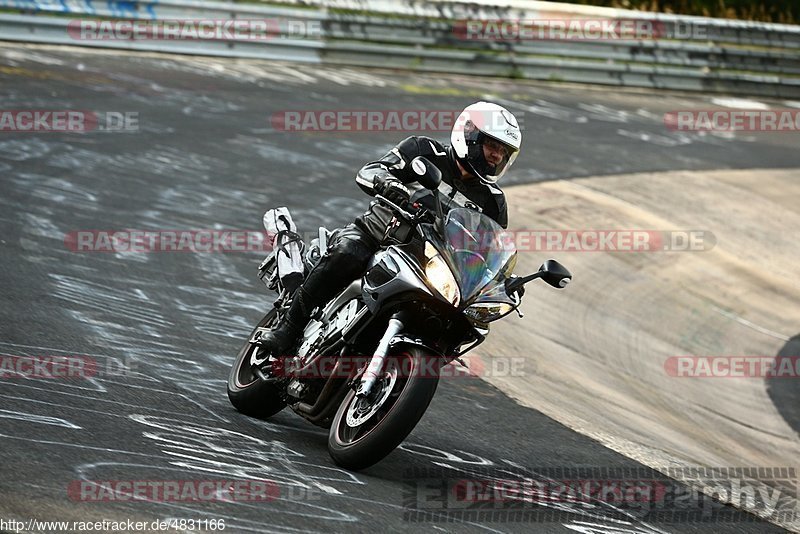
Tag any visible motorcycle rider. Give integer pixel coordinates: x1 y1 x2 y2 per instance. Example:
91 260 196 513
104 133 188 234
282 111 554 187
255 101 522 364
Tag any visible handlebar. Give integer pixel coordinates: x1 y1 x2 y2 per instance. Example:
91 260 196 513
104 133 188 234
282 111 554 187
374 195 436 225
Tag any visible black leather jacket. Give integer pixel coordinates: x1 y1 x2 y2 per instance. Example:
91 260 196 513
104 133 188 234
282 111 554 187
354 136 509 242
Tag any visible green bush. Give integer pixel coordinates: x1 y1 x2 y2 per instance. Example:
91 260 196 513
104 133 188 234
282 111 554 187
565 1 797 23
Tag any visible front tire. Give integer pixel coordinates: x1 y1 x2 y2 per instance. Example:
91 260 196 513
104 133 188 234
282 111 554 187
328 347 439 470
227 309 287 419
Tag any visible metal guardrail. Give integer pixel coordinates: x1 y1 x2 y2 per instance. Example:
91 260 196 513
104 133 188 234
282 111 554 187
1 0 799 98
321 17 800 75
0 13 323 62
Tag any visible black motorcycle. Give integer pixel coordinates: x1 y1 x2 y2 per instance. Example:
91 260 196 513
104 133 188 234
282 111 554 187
227 157 572 470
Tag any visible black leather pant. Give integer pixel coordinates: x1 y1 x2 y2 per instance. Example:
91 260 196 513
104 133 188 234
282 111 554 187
283 223 379 328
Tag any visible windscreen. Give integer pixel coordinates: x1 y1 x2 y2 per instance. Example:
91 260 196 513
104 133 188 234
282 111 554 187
429 208 518 305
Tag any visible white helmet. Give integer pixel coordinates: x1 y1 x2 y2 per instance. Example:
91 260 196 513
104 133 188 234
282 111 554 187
451 101 521 184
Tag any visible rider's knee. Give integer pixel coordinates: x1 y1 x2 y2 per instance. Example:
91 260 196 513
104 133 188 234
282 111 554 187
330 236 373 266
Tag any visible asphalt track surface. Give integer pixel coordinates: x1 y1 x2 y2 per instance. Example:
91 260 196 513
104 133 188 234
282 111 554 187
1 44 798 533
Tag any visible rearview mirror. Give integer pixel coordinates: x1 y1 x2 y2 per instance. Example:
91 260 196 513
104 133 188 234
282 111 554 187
504 258 572 295
410 156 442 191
539 259 572 289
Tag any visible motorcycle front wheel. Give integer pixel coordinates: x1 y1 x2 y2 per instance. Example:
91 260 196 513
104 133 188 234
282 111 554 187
328 346 440 470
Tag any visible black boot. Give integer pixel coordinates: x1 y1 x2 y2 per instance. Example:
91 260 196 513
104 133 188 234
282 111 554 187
254 287 315 365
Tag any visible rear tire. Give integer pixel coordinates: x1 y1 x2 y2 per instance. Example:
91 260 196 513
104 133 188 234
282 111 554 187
328 347 439 470
227 309 287 419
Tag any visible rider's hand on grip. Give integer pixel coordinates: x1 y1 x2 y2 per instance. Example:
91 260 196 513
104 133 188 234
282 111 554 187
375 176 411 208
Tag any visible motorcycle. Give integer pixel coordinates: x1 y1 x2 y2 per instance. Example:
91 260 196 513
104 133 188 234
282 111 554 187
227 157 572 470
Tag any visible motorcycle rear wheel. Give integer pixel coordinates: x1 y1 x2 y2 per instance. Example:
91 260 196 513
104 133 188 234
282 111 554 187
227 309 287 419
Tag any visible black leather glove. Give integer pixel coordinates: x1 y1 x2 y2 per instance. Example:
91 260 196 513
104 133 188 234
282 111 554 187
375 175 411 207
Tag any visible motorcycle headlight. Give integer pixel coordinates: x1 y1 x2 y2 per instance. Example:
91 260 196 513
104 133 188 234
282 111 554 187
425 242 460 306
464 302 515 323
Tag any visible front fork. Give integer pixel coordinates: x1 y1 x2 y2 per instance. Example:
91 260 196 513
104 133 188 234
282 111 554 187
355 315 405 397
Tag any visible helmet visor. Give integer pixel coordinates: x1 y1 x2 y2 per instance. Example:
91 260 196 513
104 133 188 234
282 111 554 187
466 129 519 183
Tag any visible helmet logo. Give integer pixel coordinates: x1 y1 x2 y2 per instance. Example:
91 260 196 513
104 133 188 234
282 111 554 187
412 158 427 176
505 129 519 141
500 109 518 128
